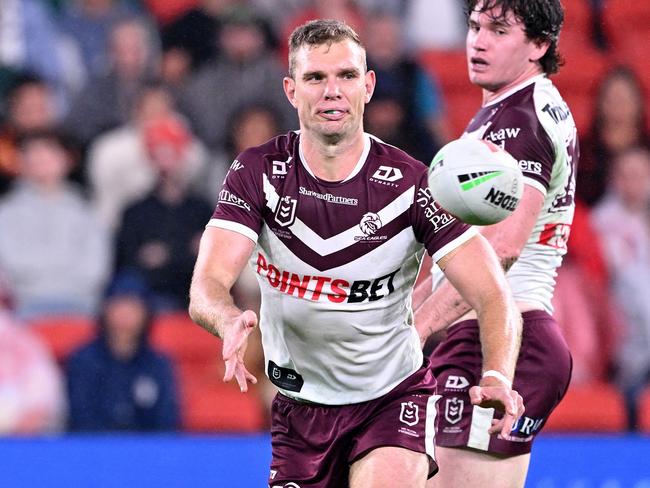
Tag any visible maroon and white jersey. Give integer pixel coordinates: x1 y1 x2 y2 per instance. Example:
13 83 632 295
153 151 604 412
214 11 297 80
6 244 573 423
434 75 579 313
209 132 476 404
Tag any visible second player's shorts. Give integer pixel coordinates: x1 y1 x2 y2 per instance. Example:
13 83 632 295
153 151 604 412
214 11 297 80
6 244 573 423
268 361 440 488
430 310 572 456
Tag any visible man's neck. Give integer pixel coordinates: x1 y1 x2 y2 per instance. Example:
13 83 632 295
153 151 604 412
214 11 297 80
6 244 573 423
482 68 543 105
299 130 366 182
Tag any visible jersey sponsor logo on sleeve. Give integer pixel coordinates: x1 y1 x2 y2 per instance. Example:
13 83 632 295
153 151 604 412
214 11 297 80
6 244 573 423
518 160 543 175
416 187 456 232
218 189 251 211
537 223 571 250
256 253 399 303
542 102 570 124
485 127 521 143
230 159 244 171
371 165 403 187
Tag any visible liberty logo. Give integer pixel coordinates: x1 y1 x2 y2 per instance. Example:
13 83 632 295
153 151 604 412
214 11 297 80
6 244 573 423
399 401 420 427
275 196 297 227
445 397 464 425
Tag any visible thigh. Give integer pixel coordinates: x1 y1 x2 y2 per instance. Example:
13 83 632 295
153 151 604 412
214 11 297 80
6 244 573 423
430 311 572 455
427 446 530 488
350 446 429 488
348 364 440 479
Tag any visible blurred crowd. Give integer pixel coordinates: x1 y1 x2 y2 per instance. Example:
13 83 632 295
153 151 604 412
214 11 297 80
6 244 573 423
0 0 649 435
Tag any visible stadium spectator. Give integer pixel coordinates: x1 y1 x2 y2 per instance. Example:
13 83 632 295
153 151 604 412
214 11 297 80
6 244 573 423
66 272 180 431
0 75 62 195
403 0 467 50
278 0 365 64
160 0 240 73
64 16 161 147
413 1 576 485
0 130 111 321
592 147 650 430
201 102 281 204
0 310 67 435
114 115 213 312
577 65 650 206
364 11 449 162
87 82 208 230
552 200 620 384
189 19 522 486
178 4 295 151
59 0 139 78
0 0 86 113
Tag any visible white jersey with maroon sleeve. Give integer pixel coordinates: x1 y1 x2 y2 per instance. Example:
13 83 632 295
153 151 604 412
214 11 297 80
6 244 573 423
433 75 578 313
209 131 476 404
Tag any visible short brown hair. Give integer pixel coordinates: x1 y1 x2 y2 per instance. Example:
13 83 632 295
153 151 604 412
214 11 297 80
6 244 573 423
287 19 365 79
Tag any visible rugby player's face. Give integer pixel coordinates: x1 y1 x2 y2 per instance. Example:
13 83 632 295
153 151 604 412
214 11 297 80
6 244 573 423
284 40 375 141
466 6 549 99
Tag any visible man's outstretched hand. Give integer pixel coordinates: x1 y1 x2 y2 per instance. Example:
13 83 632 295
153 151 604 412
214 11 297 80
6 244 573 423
222 310 258 392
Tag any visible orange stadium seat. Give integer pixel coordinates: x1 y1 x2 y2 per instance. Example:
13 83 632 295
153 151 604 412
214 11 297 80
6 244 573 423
150 311 218 364
545 381 627 432
180 374 266 432
560 0 593 48
602 0 650 56
637 386 650 433
29 315 95 363
419 48 482 137
151 312 267 432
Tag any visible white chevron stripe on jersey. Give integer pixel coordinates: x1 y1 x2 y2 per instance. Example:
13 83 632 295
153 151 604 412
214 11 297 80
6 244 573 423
262 173 415 256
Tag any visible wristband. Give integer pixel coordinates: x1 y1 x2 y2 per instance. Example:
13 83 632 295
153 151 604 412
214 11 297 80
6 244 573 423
482 370 512 389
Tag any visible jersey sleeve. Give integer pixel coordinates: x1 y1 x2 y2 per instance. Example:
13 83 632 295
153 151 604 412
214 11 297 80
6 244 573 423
207 151 264 243
490 105 555 195
411 170 478 262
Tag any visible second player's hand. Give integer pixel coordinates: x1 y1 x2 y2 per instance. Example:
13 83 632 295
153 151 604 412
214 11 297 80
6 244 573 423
222 310 258 392
469 383 525 437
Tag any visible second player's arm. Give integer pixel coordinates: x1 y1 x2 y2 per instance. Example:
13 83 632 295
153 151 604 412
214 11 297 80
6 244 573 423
436 233 522 381
414 184 545 342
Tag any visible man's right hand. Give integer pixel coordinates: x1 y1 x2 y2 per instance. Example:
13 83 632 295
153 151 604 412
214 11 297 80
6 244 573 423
222 310 259 392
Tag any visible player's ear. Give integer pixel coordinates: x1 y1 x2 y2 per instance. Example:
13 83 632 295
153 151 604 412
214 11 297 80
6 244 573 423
365 70 376 104
283 76 297 108
529 39 550 64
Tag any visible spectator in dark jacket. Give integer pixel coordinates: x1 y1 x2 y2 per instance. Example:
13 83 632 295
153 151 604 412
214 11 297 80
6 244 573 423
66 272 180 432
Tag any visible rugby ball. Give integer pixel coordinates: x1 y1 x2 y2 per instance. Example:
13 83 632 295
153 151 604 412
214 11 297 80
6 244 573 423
427 138 523 225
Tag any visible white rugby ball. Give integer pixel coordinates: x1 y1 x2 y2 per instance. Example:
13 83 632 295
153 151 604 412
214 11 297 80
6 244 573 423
428 138 523 225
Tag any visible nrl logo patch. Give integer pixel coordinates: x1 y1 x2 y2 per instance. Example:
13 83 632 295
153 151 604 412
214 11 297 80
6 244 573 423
275 195 297 227
445 397 464 425
399 401 419 427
